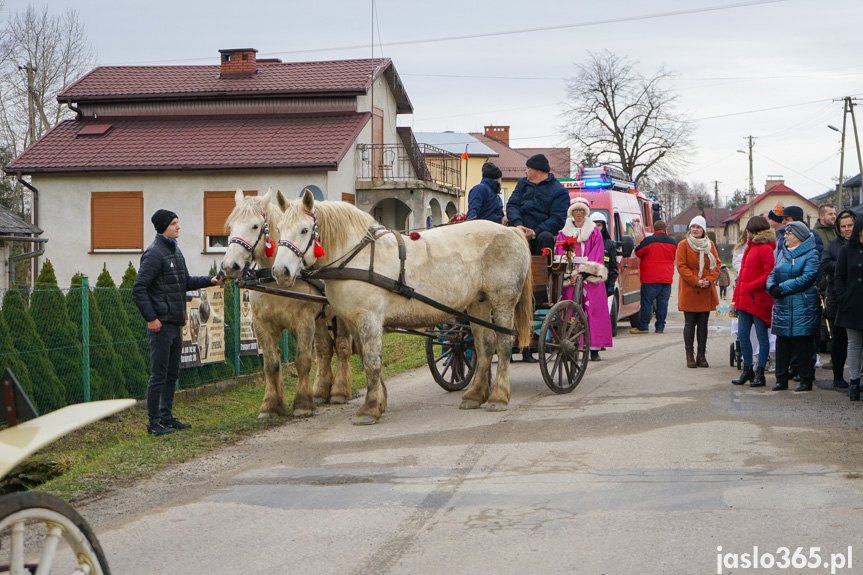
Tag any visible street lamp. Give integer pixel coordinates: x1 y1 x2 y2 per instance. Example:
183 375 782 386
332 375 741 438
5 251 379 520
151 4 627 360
828 123 846 209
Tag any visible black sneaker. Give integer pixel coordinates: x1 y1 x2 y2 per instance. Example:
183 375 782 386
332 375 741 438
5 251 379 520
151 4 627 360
590 350 601 361
162 418 192 430
147 422 175 436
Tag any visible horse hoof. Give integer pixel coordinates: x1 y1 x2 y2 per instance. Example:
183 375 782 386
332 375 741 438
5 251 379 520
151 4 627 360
329 395 348 405
258 411 276 419
292 409 314 418
352 415 378 425
459 399 482 410
486 402 508 412
313 397 327 405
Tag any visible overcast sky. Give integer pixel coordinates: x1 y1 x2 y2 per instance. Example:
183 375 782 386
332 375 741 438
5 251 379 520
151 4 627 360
6 0 861 202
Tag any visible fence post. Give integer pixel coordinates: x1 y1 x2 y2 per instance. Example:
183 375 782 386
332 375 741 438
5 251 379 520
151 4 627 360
233 284 241 375
81 275 90 402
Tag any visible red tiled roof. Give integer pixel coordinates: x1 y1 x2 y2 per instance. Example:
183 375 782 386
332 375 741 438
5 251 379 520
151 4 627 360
516 147 571 178
5 114 370 174
722 185 818 223
59 58 413 113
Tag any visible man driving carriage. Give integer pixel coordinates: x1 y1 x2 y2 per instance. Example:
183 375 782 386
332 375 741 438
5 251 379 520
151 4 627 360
505 153 569 257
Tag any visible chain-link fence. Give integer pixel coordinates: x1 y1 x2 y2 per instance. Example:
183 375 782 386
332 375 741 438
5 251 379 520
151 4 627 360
0 274 291 415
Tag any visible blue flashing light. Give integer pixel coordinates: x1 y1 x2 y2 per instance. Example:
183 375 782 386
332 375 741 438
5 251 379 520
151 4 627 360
583 181 612 188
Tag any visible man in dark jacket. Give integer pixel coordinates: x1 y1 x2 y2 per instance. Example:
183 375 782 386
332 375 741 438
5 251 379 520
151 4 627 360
630 220 677 334
134 209 222 436
821 209 855 388
506 154 569 256
466 162 504 223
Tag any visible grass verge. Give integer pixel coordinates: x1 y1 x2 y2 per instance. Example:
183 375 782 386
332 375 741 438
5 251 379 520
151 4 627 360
29 332 427 503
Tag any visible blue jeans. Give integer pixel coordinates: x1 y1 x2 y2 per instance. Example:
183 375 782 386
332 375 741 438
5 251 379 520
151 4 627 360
737 310 770 368
638 283 671 331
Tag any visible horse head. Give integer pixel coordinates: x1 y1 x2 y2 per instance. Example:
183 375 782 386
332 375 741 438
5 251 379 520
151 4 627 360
220 188 275 279
272 188 320 287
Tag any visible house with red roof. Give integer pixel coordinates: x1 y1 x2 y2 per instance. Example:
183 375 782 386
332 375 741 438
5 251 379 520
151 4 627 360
5 48 461 284
722 178 818 242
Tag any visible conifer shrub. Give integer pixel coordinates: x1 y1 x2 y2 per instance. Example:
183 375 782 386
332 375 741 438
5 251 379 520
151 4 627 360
30 260 84 405
94 265 148 397
119 262 150 364
0 308 33 407
66 276 128 400
2 289 65 413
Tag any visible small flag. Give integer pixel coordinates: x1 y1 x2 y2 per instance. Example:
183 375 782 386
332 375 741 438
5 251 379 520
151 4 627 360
461 145 469 160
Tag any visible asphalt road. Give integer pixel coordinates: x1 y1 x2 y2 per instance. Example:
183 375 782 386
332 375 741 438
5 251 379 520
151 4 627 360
80 302 863 575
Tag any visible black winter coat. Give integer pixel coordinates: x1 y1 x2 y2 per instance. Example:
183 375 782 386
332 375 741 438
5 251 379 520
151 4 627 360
506 174 569 238
834 241 863 331
821 209 855 320
133 234 213 325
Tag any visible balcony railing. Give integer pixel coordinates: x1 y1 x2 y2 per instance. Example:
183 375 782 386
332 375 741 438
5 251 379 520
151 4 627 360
357 142 461 190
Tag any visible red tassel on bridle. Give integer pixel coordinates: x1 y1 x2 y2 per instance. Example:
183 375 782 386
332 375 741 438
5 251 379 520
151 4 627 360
265 239 276 258
313 239 325 257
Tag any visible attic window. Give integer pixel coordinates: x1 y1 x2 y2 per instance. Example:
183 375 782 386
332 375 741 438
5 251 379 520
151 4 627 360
77 124 112 137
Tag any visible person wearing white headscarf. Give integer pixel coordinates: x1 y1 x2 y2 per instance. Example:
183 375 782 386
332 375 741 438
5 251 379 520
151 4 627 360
675 215 721 368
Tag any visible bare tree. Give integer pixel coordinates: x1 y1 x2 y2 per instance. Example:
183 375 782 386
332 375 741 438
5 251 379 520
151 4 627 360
0 4 95 215
562 50 693 185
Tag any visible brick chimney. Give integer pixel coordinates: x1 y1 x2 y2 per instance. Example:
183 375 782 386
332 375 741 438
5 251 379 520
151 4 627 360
765 175 785 192
219 48 258 78
484 125 510 146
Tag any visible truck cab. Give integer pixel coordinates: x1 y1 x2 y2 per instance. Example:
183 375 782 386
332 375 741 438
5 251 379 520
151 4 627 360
559 166 655 333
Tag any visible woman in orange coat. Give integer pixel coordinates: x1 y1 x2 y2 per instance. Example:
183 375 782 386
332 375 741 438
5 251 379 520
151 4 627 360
676 215 721 368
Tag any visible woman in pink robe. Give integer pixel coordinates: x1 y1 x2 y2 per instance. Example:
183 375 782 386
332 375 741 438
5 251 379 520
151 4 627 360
555 197 613 360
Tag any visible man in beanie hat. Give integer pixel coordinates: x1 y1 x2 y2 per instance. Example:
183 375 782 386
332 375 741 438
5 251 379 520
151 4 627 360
465 162 504 223
134 210 223 436
506 153 569 256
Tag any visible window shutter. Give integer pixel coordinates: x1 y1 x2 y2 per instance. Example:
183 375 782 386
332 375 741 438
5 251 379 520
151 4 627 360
204 191 256 237
91 192 143 250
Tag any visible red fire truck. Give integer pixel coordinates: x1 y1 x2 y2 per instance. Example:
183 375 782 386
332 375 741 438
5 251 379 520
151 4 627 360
559 166 656 335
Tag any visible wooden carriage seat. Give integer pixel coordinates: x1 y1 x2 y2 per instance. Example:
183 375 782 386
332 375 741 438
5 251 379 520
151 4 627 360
531 255 548 290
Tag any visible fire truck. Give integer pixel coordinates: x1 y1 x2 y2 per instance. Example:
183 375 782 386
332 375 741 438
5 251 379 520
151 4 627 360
559 166 656 336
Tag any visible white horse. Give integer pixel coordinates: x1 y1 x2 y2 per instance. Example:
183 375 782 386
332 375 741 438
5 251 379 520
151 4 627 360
271 190 533 424
220 189 353 418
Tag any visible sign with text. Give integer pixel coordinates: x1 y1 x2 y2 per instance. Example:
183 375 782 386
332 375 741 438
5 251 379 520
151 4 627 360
180 286 226 368
238 288 259 356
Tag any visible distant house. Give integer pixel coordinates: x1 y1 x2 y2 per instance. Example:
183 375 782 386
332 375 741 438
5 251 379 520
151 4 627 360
722 178 818 242
5 48 462 285
667 205 731 242
0 205 44 289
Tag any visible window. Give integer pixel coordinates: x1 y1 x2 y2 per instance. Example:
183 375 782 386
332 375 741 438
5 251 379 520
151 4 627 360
204 190 256 252
91 192 143 252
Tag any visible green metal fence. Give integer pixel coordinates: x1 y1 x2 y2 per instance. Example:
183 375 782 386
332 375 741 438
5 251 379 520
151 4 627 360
0 278 293 415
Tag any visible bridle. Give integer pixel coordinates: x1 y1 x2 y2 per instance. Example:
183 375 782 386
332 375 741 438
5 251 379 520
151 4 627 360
229 210 273 258
278 209 319 263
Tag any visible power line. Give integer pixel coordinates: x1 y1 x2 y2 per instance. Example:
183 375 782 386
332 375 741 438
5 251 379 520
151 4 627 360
753 150 832 190
102 0 793 65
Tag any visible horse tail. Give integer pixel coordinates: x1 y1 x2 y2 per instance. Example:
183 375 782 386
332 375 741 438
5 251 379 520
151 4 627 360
514 256 534 346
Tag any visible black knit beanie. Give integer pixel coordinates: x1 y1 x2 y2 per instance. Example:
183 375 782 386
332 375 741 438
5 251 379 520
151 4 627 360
482 162 502 179
151 209 178 234
525 153 550 172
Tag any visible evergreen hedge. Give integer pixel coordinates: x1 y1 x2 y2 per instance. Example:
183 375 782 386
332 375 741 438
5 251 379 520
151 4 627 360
119 262 151 364
30 261 84 405
94 265 149 397
0 308 32 408
2 289 65 413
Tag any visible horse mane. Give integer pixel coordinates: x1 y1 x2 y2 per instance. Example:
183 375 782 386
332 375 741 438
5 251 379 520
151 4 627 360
312 200 376 255
225 195 278 233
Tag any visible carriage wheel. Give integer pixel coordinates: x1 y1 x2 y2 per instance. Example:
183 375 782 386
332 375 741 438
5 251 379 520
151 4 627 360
0 491 111 574
425 320 476 391
538 300 590 394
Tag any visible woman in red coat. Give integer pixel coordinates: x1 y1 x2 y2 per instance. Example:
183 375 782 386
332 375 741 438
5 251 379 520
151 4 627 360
731 215 775 387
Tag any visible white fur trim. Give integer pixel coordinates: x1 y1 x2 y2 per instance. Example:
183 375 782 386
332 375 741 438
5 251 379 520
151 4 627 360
561 216 596 242
579 261 608 283
567 196 591 219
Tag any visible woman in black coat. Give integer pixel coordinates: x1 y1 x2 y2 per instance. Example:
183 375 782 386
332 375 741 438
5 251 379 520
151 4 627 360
821 210 855 389
834 217 863 400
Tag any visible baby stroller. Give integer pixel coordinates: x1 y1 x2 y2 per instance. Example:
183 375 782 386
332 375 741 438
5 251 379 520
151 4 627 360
729 306 775 373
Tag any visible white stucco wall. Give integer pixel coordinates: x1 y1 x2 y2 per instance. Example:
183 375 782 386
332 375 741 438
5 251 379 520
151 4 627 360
33 171 339 287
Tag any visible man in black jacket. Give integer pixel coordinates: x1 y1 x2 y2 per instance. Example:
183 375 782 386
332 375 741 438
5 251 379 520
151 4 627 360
134 209 222 436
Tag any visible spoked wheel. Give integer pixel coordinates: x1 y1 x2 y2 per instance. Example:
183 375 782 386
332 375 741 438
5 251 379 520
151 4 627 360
538 300 590 394
425 320 476 391
0 491 110 574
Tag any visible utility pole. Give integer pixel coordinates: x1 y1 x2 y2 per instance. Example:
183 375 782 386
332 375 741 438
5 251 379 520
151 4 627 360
831 97 863 209
746 136 755 217
713 180 721 244
19 63 36 148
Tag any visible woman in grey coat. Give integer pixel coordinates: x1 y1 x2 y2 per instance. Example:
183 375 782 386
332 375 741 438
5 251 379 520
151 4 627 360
766 221 821 392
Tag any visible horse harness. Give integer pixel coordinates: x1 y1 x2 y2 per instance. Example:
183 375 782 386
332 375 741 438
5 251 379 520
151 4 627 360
300 224 519 337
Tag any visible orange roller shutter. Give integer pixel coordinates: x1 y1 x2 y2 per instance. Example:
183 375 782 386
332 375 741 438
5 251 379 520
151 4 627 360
91 192 143 250
204 190 256 237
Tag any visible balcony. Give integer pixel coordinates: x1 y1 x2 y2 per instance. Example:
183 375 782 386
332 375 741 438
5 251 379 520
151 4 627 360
357 142 461 190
